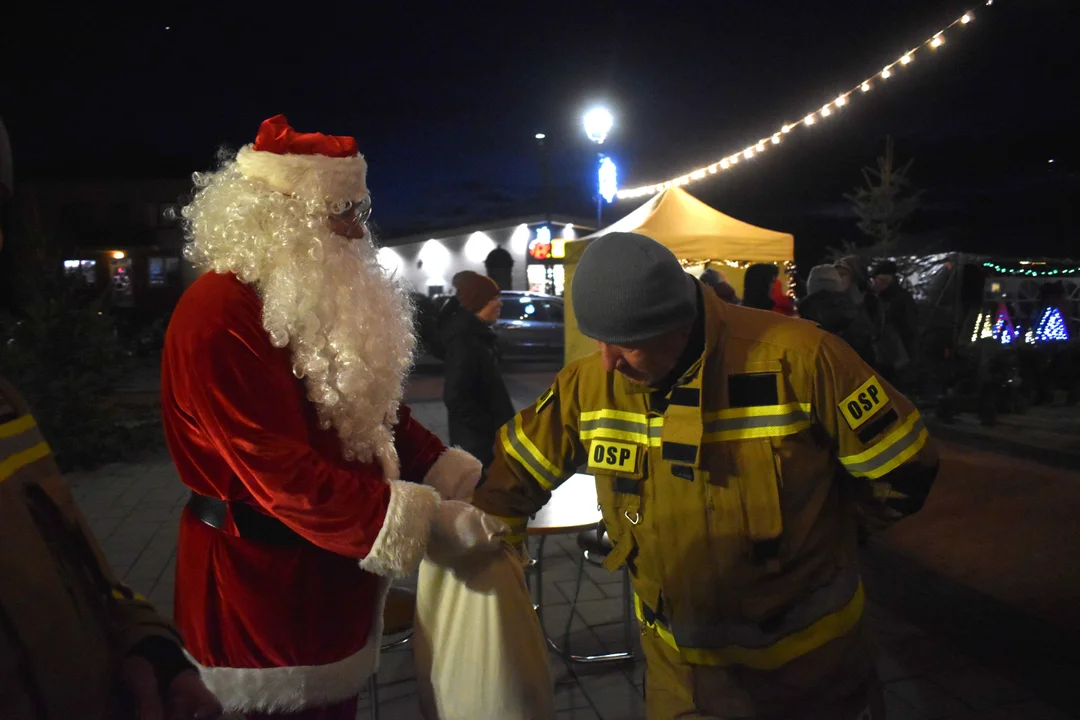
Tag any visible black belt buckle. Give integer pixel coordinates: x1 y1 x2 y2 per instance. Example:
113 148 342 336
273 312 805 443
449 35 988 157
187 492 307 547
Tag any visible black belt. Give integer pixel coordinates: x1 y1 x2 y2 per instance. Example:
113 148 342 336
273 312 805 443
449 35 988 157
186 492 308 546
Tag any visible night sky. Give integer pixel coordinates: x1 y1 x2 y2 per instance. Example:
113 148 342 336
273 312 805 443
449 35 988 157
2 0 1077 269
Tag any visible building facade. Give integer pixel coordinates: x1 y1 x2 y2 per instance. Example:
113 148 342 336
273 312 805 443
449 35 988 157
379 215 593 298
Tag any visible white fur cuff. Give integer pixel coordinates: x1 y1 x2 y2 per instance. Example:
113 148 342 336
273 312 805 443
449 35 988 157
359 480 440 578
423 447 483 501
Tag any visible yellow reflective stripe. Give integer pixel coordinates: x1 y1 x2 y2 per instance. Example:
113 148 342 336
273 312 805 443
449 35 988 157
0 442 51 483
703 419 811 442
703 403 812 421
0 413 36 439
580 409 649 424
499 418 560 491
580 427 651 445
640 584 866 671
840 412 929 479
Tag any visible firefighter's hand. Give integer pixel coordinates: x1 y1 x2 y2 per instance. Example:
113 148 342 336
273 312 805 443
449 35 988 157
431 500 509 556
121 655 227 719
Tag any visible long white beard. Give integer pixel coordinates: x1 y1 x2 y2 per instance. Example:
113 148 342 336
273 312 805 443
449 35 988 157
183 162 416 465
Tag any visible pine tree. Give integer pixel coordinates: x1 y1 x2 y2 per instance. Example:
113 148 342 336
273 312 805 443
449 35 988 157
844 136 923 251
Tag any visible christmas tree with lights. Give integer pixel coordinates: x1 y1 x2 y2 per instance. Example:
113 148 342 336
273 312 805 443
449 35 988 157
1034 306 1070 342
991 303 1018 344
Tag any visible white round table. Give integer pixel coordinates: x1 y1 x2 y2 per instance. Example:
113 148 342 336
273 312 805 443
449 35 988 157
526 472 635 664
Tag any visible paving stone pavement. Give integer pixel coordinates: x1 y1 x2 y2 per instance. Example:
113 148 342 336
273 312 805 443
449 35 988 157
64 369 1077 720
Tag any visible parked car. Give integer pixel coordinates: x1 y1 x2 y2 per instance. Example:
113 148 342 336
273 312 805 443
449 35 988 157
494 291 564 359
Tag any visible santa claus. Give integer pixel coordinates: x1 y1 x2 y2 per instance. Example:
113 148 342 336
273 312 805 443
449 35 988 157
161 114 507 719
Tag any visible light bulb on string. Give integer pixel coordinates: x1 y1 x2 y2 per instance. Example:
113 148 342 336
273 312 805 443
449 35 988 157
611 2 997 198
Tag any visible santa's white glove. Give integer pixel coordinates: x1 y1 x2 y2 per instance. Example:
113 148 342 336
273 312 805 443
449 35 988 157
430 500 510 556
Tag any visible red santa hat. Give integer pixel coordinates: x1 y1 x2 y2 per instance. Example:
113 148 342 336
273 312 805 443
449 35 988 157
234 114 369 204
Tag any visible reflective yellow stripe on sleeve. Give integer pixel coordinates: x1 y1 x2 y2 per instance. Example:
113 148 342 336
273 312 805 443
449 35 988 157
0 414 51 483
499 416 562 491
839 411 929 479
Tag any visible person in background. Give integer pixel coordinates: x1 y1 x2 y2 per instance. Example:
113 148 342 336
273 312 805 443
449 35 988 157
0 113 224 720
699 267 739 304
743 262 796 315
472 232 939 719
441 270 516 467
869 260 919 385
798 264 877 366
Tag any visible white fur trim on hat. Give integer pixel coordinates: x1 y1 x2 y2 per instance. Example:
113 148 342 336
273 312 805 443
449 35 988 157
358 480 440 578
235 144 368 203
423 447 483 501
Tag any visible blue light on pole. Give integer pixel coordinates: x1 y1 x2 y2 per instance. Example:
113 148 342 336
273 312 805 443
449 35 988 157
599 157 618 203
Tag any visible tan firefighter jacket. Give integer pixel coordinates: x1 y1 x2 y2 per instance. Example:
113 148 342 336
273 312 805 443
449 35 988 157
472 284 939 672
0 376 185 719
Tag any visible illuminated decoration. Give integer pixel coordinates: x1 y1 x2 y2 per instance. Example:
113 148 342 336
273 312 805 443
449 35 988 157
562 224 577 240
992 303 1019 344
528 226 553 261
599 157 618 203
111 250 126 260
1033 306 1070 342
679 258 798 296
616 7 990 200
982 261 1080 277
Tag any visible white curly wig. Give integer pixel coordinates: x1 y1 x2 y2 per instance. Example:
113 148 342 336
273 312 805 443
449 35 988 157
181 148 416 466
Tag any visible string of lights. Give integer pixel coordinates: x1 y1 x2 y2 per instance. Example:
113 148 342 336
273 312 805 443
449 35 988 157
982 261 1080 277
616 2 996 200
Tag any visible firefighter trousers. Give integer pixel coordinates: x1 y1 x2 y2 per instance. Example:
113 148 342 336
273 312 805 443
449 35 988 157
638 623 886 720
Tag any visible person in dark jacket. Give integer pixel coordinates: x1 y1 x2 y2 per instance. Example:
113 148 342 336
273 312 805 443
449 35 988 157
441 271 516 467
798 264 877 366
869 260 919 383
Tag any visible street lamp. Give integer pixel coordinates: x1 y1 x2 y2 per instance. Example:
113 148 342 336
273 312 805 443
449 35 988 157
583 108 614 145
583 107 616 229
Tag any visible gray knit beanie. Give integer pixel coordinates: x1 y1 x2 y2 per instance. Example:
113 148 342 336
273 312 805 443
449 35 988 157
572 232 697 344
807 264 843 295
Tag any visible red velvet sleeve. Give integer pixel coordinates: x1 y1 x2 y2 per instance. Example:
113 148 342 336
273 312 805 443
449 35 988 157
393 404 446 483
186 326 439 574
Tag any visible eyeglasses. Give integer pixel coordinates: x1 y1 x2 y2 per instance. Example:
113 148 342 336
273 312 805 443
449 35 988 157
329 196 372 226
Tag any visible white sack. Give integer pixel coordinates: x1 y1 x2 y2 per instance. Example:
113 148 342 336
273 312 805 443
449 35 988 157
414 542 554 720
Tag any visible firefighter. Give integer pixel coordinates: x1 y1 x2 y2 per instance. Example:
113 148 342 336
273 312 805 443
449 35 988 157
472 232 940 719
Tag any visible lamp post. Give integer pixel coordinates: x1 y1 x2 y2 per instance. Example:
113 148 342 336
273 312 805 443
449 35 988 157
535 133 550 226
583 107 615 230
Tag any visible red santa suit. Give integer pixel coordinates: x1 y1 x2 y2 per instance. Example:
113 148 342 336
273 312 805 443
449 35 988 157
161 116 490 717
